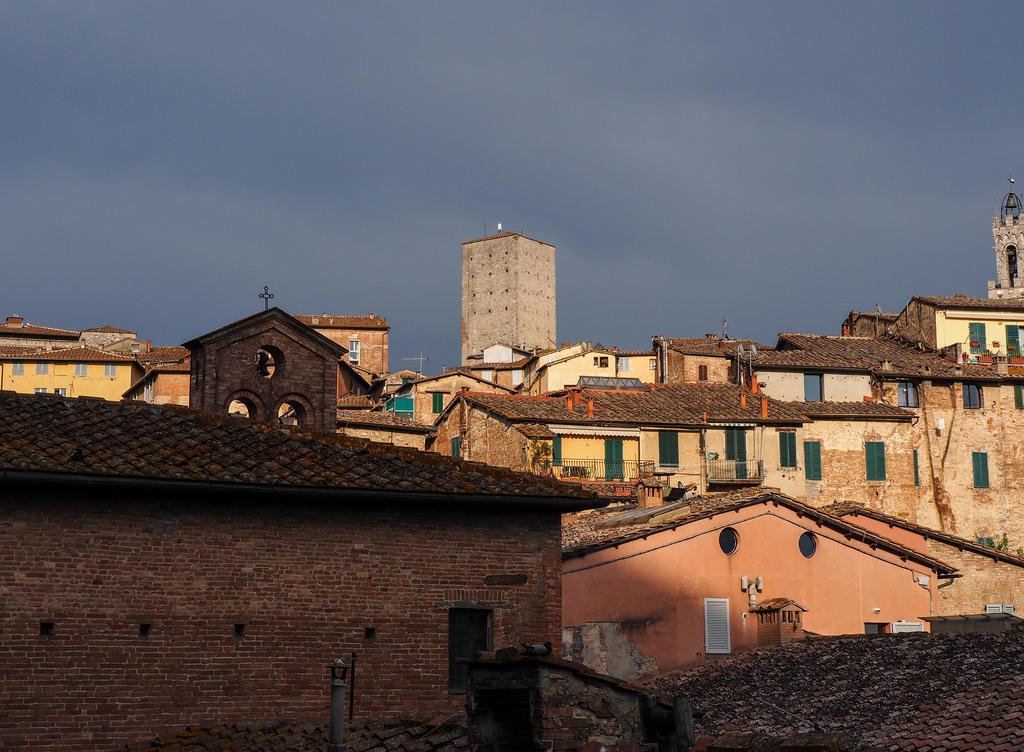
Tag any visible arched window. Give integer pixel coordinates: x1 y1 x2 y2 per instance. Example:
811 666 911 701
1008 246 1019 287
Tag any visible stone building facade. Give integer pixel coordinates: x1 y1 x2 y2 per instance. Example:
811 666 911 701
294 313 390 376
461 232 556 363
989 188 1024 299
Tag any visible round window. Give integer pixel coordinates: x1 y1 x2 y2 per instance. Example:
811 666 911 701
719 527 738 555
799 532 817 558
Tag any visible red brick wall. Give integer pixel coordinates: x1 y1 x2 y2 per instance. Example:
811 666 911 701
314 327 389 376
0 489 563 751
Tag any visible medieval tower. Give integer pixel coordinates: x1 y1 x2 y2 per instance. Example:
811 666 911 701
461 230 556 363
988 186 1024 299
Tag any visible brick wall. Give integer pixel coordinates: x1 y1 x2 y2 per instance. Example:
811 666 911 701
434 401 530 472
313 327 389 376
0 488 563 751
152 371 190 406
925 540 1024 615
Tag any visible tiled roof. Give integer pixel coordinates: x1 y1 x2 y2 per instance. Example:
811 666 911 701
137 346 189 364
0 322 79 338
462 384 806 426
517 423 557 439
410 371 517 392
82 324 135 334
337 394 374 408
456 356 534 370
122 361 190 398
823 502 1024 568
648 630 1024 750
461 230 554 247
0 392 598 506
661 337 773 357
609 348 655 357
913 293 1024 310
295 313 389 329
10 346 139 363
0 345 38 358
788 400 913 419
562 490 957 574
337 409 433 433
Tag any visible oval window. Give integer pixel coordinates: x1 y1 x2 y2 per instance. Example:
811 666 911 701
799 532 817 558
719 527 738 555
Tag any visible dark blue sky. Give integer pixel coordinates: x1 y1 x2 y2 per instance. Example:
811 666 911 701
1 3 1020 370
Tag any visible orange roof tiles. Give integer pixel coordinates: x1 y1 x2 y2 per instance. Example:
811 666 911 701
137 346 189 364
295 313 389 330
0 322 79 338
82 324 135 334
16 346 138 363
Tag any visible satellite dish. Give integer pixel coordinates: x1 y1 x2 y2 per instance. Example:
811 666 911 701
750 344 757 358
736 343 745 357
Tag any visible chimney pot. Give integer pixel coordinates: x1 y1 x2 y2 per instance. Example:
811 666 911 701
586 395 594 418
740 392 747 408
6 315 24 326
760 396 768 418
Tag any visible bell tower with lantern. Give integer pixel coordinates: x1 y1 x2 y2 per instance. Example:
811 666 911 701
989 178 1024 299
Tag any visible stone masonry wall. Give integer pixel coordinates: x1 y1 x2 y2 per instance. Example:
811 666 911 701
924 540 1024 615
0 490 563 752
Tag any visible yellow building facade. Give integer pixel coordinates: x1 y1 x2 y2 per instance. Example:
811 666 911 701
0 347 142 400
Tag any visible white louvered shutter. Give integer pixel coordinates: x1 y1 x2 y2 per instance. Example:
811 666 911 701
704 598 730 654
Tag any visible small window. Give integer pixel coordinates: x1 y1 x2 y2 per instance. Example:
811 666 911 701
864 622 887 635
35 362 49 375
704 598 730 654
865 441 886 481
234 623 245 637
963 383 982 410
804 374 823 402
139 623 152 637
348 339 360 365
34 388 47 394
449 608 492 693
104 364 117 378
658 430 679 468
718 527 738 555
480 370 493 382
12 361 24 375
593 356 609 368
649 358 656 371
798 532 817 558
618 356 630 372
1016 384 1024 410
779 432 797 468
897 382 918 408
698 364 709 381
39 621 55 636
74 363 88 378
53 388 66 396
511 369 523 386
451 436 461 458
432 392 445 414
804 441 822 481
972 452 989 488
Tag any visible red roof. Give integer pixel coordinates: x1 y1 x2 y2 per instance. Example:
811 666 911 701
82 324 136 334
0 322 79 339
337 410 433 433
14 346 138 363
295 314 389 330
137 346 190 365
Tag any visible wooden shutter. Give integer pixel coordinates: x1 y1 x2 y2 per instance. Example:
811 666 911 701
913 449 920 486
1007 325 1021 357
552 436 562 467
1015 384 1023 410
658 431 679 467
969 322 986 354
865 442 886 480
972 452 989 488
604 439 624 480
451 437 461 458
804 441 822 480
779 432 796 467
432 393 444 414
704 598 730 654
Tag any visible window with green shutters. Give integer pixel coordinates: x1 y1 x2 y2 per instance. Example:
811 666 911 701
552 436 562 467
1015 384 1024 410
658 430 679 467
604 439 624 481
779 432 797 468
804 441 822 480
969 322 986 354
451 436 461 458
865 441 886 481
432 392 444 414
972 452 989 488
1007 325 1021 357
913 449 920 486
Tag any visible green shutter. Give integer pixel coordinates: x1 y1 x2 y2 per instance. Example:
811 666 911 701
604 439 624 480
658 430 679 467
969 322 986 354
552 436 562 467
865 441 886 481
972 452 989 488
1007 325 1021 357
1015 384 1023 410
432 393 444 414
804 441 822 481
779 432 796 468
913 449 920 486
725 429 747 479
451 437 461 458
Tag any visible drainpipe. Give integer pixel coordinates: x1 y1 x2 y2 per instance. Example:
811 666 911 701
326 660 348 752
916 575 934 617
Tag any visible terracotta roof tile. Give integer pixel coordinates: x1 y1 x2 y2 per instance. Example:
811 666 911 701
137 346 189 364
913 293 1024 310
0 322 79 338
337 409 433 433
337 394 374 408
82 324 135 334
648 630 1024 750
295 313 389 329
787 400 914 419
11 346 139 363
662 337 773 357
0 345 38 358
0 392 597 505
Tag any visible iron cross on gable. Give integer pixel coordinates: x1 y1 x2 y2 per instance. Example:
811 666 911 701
258 285 275 310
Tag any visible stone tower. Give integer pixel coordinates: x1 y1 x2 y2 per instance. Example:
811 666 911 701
988 188 1024 299
461 231 556 363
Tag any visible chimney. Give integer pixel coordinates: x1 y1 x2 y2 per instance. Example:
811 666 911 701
994 354 1009 375
740 392 747 408
637 480 662 509
750 377 759 394
586 395 594 418
6 315 23 326
566 392 575 411
760 396 768 418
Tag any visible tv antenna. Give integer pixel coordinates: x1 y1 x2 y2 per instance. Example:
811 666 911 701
403 351 430 374
721 318 728 340
735 343 757 386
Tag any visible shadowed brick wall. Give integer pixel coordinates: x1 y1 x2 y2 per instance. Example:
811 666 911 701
0 489 563 751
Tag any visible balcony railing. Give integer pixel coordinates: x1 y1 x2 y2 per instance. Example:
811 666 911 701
551 459 655 483
707 458 764 484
